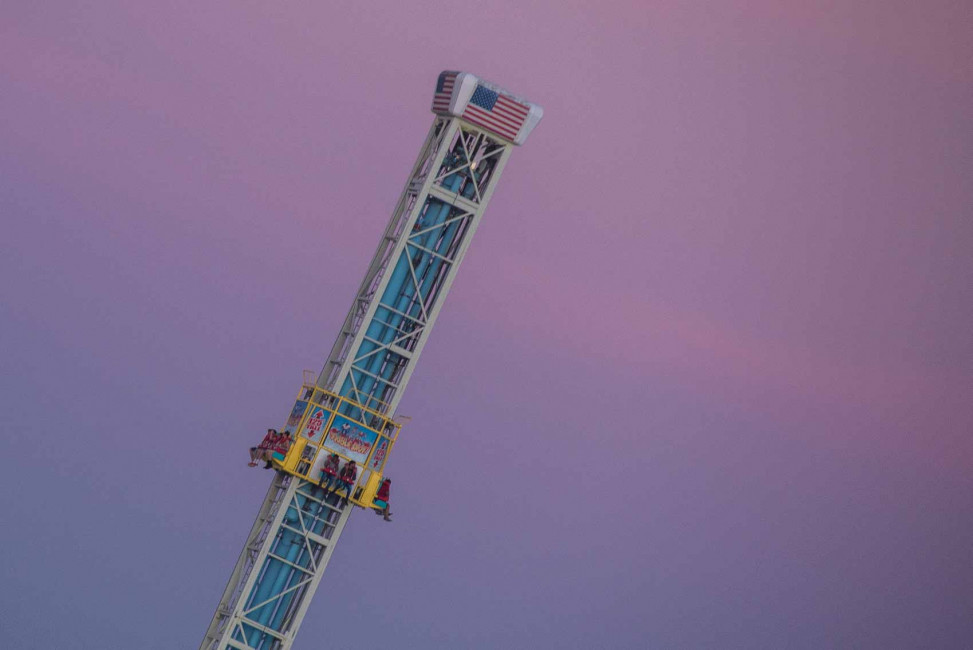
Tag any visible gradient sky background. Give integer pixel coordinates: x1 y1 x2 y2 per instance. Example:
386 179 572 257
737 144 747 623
2 2 972 649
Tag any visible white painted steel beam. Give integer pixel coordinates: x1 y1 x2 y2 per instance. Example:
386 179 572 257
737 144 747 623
200 72 541 650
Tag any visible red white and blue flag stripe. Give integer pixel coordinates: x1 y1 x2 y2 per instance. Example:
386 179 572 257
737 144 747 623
432 72 456 113
461 84 529 142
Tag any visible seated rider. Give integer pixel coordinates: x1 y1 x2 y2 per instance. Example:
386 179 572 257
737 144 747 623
249 429 277 467
335 460 358 505
267 432 292 468
318 453 340 493
373 477 392 522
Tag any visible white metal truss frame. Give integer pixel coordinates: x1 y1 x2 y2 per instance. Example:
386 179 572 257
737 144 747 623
200 116 516 650
318 118 453 396
326 124 513 417
201 476 354 650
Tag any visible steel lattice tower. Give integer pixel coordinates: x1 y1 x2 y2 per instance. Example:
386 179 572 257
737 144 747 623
200 71 542 650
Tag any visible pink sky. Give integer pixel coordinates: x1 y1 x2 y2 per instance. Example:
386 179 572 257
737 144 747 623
2 2 971 648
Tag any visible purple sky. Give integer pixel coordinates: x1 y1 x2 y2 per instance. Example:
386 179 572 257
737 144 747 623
2 2 972 648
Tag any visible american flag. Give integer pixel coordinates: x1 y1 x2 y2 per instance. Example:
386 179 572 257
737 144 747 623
461 84 529 142
432 71 456 113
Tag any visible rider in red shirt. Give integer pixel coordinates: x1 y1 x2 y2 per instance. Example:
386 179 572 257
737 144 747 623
373 478 392 522
336 461 358 505
249 429 277 467
319 453 340 492
274 432 292 455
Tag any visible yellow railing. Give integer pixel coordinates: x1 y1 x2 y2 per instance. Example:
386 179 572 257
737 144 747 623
273 382 402 510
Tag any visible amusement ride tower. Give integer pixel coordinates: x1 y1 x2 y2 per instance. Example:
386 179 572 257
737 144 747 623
199 71 543 650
